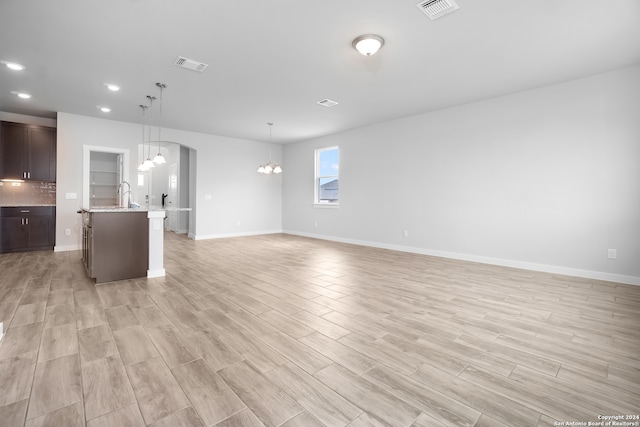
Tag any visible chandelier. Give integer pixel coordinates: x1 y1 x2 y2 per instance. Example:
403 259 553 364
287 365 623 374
257 122 282 174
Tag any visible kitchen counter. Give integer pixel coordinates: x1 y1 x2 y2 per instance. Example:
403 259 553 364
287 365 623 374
80 208 165 283
0 204 56 207
84 206 164 213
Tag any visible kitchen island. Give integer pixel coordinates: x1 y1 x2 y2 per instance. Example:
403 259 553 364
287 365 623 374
81 207 165 283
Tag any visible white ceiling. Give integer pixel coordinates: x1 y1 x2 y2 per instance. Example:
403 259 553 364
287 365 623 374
1 0 639 144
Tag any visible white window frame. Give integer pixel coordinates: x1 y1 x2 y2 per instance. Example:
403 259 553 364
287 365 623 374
314 146 339 207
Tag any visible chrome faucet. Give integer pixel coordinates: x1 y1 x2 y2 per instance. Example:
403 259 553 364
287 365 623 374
117 180 132 207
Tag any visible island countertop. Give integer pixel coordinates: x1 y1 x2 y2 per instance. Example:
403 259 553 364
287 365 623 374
81 207 165 213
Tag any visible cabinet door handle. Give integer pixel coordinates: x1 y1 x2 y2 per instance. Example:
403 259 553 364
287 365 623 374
23 172 26 179
21 210 30 213
26 218 29 225
27 172 31 179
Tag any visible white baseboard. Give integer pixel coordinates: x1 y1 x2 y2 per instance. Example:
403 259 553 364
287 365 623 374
283 230 640 286
147 269 166 278
54 244 82 252
194 229 283 241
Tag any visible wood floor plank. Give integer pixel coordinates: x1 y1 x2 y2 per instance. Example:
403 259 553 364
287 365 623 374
27 354 82 420
362 365 480 427
81 355 136 420
213 409 264 427
104 305 140 331
258 310 314 339
171 358 246 426
86 403 146 427
259 332 332 375
0 352 36 407
78 324 118 362
458 365 599 422
146 325 197 368
411 363 540 427
280 411 324 427
148 407 204 427
320 311 387 339
314 363 421 427
287 310 351 340
112 325 159 365
0 399 28 427
47 289 74 307
264 362 362 427
24 401 84 427
0 323 42 359
218 361 303 427
298 332 375 376
43 303 75 329
183 329 245 371
10 303 46 328
75 304 108 330
38 323 78 362
125 357 190 425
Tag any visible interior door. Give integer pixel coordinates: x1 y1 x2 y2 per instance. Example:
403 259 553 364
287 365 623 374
167 163 178 231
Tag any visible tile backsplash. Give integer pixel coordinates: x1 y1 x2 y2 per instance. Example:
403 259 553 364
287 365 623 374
0 181 56 206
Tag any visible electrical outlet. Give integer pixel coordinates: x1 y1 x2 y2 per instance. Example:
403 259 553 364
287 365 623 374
314 222 318 228
64 229 71 236
403 230 409 237
236 220 241 226
607 249 617 259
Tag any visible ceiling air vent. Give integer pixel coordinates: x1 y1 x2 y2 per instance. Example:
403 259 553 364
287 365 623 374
174 56 209 73
317 99 338 108
416 0 459 20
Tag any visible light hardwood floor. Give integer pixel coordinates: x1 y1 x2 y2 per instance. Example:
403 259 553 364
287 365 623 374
0 232 639 426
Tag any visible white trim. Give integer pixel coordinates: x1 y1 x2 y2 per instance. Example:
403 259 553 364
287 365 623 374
0 322 3 342
147 268 166 278
313 203 339 209
54 244 82 252
82 145 130 209
283 230 640 286
194 229 283 241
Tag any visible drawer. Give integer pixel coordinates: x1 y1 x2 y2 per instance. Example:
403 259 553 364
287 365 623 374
1 206 55 217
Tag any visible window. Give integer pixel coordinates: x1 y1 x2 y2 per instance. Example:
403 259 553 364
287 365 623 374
315 146 339 205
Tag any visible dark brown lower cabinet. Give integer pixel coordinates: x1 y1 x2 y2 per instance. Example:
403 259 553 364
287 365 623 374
0 206 55 253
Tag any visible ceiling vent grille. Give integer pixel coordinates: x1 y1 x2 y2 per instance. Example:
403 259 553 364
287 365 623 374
173 56 209 73
416 0 459 20
317 99 338 108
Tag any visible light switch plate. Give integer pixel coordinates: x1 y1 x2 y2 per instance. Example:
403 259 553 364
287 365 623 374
65 192 77 199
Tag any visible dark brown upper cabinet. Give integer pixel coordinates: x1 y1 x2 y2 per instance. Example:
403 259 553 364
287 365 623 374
0 121 56 182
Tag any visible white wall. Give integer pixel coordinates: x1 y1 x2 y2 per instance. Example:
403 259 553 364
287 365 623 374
283 65 640 285
55 113 282 250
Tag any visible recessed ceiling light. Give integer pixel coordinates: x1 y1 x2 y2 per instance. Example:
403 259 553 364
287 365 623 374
5 62 25 71
99 106 111 113
106 84 120 92
17 92 31 99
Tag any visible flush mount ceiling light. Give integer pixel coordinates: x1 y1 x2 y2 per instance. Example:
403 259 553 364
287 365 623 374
4 62 25 71
352 34 385 56
257 123 282 175
99 106 111 113
105 83 120 92
17 92 31 99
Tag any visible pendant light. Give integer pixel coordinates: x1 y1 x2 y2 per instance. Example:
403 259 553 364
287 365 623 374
142 95 156 170
138 104 149 171
152 82 168 164
257 123 282 174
